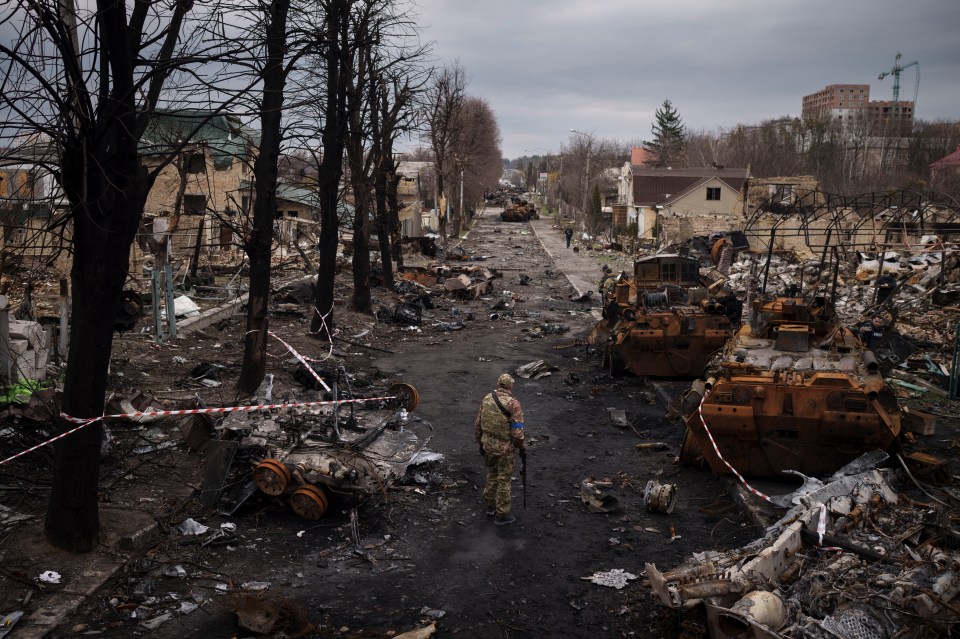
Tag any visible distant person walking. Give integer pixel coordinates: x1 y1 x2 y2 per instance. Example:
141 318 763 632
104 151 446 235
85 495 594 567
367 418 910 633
564 226 573 248
475 373 525 525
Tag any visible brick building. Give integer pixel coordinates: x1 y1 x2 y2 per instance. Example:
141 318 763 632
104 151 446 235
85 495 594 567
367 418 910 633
801 84 914 132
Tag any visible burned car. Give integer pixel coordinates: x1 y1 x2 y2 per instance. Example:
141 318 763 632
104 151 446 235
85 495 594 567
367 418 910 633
679 291 903 478
590 254 741 377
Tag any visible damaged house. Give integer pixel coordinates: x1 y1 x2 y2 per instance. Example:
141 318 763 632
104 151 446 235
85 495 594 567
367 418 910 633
137 111 259 272
632 166 750 243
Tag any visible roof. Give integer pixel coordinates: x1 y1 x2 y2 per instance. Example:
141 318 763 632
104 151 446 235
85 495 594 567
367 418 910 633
931 144 960 170
276 183 321 208
631 166 748 205
141 111 257 169
631 147 654 165
397 161 432 179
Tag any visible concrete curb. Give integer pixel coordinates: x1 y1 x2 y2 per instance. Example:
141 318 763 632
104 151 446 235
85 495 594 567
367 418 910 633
176 292 247 336
530 219 585 299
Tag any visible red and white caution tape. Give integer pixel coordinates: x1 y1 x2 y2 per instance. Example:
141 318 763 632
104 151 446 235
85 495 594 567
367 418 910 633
268 330 331 392
697 391 843 552
0 419 93 467
697 391 772 503
0 394 397 467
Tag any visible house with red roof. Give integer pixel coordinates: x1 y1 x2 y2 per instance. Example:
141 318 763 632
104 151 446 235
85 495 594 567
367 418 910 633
931 144 960 183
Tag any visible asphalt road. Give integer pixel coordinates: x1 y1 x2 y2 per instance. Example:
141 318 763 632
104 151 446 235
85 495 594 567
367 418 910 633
40 209 758 638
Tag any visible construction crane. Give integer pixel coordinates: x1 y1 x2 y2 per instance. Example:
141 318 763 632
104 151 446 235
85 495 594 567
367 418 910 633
878 52 920 116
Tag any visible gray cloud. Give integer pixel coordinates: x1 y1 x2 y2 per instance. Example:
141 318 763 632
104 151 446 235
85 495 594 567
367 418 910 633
413 0 960 158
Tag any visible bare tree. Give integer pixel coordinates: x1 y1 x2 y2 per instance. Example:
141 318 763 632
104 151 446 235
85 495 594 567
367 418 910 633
0 0 237 551
447 97 501 235
311 0 359 340
371 65 428 289
236 0 294 394
423 62 466 242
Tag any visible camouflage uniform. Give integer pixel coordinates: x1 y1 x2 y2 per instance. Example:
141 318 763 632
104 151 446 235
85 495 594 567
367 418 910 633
602 273 619 297
474 378 525 518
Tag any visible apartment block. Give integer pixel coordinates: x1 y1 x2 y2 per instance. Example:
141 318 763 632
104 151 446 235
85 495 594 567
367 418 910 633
802 84 913 131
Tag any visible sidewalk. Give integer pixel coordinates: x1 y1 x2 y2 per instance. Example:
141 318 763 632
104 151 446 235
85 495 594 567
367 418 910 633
528 216 628 300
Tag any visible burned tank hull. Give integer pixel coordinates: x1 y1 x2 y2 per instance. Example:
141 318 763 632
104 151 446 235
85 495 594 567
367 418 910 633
679 297 902 478
500 201 538 222
605 311 732 377
592 254 740 378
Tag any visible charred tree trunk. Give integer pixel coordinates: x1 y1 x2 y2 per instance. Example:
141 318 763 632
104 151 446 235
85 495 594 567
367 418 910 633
374 158 393 289
311 0 351 340
387 170 403 268
45 2 149 552
237 0 289 394
350 197 371 312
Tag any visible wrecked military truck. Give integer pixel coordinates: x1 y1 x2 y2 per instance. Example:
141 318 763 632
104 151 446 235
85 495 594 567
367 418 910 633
679 290 902 478
589 253 741 377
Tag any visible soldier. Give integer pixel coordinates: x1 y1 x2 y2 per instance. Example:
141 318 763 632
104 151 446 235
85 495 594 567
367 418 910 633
474 373 525 525
598 265 613 295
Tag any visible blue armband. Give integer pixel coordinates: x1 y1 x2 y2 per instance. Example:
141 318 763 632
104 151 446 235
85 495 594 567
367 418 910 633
510 421 524 430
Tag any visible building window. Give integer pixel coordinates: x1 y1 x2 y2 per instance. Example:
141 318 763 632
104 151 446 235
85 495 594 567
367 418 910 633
706 187 721 201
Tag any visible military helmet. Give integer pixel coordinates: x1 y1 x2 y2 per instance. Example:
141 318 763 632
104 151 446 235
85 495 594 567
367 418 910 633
497 373 514 388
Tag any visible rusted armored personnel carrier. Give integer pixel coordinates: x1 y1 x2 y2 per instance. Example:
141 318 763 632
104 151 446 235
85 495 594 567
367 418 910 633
591 254 741 377
679 293 902 478
500 200 538 222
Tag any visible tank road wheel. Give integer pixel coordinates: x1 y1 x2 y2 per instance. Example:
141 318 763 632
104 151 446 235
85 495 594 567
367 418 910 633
254 458 291 496
289 484 329 521
679 428 705 468
387 383 420 411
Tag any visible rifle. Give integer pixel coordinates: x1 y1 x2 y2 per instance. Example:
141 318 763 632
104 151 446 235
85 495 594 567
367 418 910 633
519 447 527 509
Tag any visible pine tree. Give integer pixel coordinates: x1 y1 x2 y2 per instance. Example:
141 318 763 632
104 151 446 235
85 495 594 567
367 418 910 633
644 99 687 168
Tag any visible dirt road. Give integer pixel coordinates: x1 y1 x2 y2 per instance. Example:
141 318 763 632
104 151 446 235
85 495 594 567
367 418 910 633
38 210 757 638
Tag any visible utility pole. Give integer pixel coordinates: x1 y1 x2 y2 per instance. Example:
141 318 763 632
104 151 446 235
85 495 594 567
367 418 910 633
570 129 593 232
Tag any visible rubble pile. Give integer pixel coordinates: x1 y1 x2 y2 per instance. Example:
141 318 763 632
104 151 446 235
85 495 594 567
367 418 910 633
716 247 960 386
646 460 960 638
725 247 959 331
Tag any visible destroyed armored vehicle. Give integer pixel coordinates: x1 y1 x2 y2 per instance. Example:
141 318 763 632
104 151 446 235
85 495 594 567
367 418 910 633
590 254 741 377
679 292 902 478
214 382 425 521
500 201 538 222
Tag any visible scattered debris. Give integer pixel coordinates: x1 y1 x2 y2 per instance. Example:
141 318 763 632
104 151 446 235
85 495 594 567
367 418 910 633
582 569 637 590
515 360 558 379
394 622 437 639
643 479 678 514
37 570 60 585
175 518 209 536
646 461 960 638
580 478 620 513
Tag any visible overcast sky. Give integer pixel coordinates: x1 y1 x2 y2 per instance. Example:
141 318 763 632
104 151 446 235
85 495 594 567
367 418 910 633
411 0 960 160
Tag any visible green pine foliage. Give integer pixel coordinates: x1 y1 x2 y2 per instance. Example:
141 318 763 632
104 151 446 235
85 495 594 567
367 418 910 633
644 99 687 168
